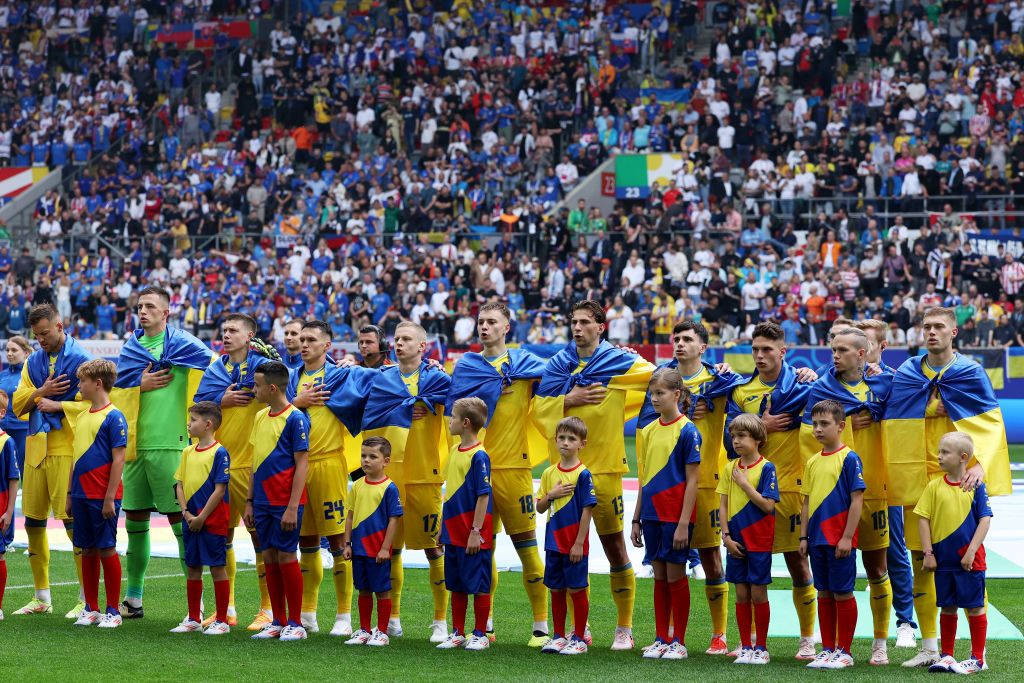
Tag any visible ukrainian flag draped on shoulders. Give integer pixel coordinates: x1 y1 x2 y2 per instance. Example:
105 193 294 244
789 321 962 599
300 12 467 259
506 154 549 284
799 367 892 499
534 340 655 471
112 327 213 461
444 348 549 466
13 334 92 467
883 354 1010 505
194 347 274 404
361 362 452 459
724 361 810 460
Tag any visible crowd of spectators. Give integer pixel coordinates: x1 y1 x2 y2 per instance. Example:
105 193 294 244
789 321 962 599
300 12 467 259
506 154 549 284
3 0 1024 352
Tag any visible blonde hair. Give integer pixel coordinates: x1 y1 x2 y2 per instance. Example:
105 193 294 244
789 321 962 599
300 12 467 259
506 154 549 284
77 359 118 391
452 396 488 431
729 413 767 448
940 432 974 459
6 335 32 354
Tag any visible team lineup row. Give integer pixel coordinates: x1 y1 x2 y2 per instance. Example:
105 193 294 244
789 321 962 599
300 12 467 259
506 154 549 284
0 290 1009 671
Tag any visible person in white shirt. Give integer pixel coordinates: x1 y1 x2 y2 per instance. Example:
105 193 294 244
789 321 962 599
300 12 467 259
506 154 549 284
716 117 735 151
555 156 579 189
204 86 222 127
606 296 634 344
169 250 192 281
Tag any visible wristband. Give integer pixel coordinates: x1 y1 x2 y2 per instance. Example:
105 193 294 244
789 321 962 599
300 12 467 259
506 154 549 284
923 550 934 556
799 536 809 541
345 541 353 548
722 532 730 538
631 520 641 526
471 526 482 533
246 498 254 503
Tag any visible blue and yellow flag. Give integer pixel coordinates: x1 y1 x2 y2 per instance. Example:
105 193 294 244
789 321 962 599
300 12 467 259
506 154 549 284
112 327 213 461
12 335 92 468
883 354 1011 504
724 361 810 459
799 367 892 500
194 348 273 404
361 363 452 459
637 359 743 429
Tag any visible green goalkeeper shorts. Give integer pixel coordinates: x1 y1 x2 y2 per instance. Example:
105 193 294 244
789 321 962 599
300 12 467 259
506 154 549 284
122 448 184 514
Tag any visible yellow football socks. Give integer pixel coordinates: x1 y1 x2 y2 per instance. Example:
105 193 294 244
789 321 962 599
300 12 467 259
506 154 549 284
869 573 893 639
705 579 730 637
488 553 498 621
65 524 84 597
514 539 547 624
299 546 323 613
793 582 818 638
609 563 636 629
255 552 272 612
428 554 448 622
332 550 352 617
912 554 938 639
25 521 49 593
225 543 236 607
390 551 403 618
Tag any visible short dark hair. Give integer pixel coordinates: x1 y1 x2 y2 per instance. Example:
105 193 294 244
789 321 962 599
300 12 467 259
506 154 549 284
555 416 588 440
362 436 392 458
672 320 709 345
223 313 257 333
255 361 290 390
811 399 845 423
752 321 784 343
571 300 606 325
190 400 223 429
138 286 171 305
479 301 511 321
302 319 332 339
452 397 488 431
28 304 61 327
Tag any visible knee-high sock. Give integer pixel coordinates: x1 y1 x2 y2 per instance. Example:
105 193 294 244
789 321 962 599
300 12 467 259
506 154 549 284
705 579 729 637
64 525 84 600
124 518 150 601
0 560 6 610
377 597 392 633
389 551 403 618
474 594 491 635
170 520 187 576
551 590 567 637
654 579 670 642
254 547 272 612
570 590 589 640
280 560 303 626
836 596 858 655
967 614 987 663
25 520 50 594
736 601 753 648
940 612 957 657
265 561 285 626
669 578 690 645
818 595 837 651
912 554 938 640
187 578 203 623
299 545 322 613
868 573 893 639
793 582 818 638
82 554 100 613
754 601 770 649
225 543 236 608
451 591 468 636
428 554 448 622
609 562 635 629
331 549 352 617
358 594 373 632
214 579 229 622
514 539 547 625
488 553 497 622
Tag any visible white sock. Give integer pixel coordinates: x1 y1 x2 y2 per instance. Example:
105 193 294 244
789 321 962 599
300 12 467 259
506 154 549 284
486 617 493 631
79 588 85 602
923 637 938 652
36 589 52 603
532 620 548 634
616 625 632 636
432 618 446 626
227 606 237 617
335 612 351 623
873 638 887 649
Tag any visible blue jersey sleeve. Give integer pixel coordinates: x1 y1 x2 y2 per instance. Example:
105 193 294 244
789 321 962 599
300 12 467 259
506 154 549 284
214 447 231 485
470 450 492 498
2 439 19 480
973 483 993 520
757 461 780 502
842 451 867 494
288 411 311 453
106 410 129 449
673 421 702 476
385 482 404 518
577 469 598 508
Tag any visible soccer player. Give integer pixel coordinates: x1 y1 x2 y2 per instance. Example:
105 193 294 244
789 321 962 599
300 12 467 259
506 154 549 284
289 320 374 637
884 307 1011 668
12 303 92 618
361 321 452 642
355 324 392 369
245 361 310 641
342 437 402 647
534 300 655 650
537 417 596 656
801 328 894 665
171 401 231 635
113 286 213 619
801 399 866 670
436 397 493 651
445 302 549 645
68 360 129 629
724 321 818 659
917 433 992 675
631 369 701 661
855 318 917 650
0 390 21 620
718 414 778 665
637 320 743 654
281 319 304 370
194 313 275 629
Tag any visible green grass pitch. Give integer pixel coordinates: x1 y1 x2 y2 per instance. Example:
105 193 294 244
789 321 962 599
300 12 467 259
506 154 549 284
2 552 1022 682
